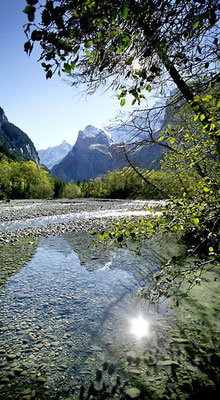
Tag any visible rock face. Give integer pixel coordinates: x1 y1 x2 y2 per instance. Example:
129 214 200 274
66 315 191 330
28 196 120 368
51 125 162 182
0 107 39 164
52 126 116 182
38 140 72 169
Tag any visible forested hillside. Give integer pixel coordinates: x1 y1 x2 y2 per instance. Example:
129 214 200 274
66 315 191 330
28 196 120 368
0 107 39 164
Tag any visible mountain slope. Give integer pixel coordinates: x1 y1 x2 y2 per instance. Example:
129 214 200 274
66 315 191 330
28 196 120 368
38 140 72 170
51 125 162 182
0 107 39 164
52 126 115 182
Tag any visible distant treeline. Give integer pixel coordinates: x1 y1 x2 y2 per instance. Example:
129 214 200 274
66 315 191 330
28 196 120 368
79 167 202 199
0 154 202 201
0 155 80 200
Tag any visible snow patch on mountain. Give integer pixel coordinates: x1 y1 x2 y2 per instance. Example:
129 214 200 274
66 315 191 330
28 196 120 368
38 140 72 170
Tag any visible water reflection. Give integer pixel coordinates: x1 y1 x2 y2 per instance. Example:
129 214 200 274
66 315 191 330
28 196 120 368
0 233 170 399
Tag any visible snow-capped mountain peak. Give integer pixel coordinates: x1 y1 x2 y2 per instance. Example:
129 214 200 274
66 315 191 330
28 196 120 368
76 125 114 147
38 141 72 170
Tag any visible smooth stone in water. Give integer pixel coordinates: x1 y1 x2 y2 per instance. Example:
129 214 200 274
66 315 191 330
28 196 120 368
0 377 10 384
125 387 141 399
22 389 32 395
126 351 137 363
6 353 17 360
129 369 141 375
37 376 46 384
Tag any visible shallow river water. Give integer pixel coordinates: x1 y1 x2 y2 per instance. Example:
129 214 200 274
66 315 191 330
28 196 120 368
0 203 219 400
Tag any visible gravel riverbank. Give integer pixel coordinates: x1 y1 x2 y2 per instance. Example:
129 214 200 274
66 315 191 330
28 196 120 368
0 198 160 244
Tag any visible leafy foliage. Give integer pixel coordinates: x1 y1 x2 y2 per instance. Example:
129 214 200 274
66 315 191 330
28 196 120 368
0 155 81 200
24 1 219 135
79 167 201 200
92 90 220 300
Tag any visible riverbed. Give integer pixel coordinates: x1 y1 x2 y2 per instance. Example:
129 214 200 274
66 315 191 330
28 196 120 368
0 199 162 244
0 199 219 399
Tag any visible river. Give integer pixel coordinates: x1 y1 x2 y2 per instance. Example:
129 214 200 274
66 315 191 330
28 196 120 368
0 200 219 399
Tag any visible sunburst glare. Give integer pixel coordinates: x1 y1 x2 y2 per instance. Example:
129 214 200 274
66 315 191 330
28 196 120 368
129 315 150 339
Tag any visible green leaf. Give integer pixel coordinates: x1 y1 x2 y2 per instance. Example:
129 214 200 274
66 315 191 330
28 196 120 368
116 47 123 53
200 114 205 121
46 70 52 79
63 63 71 73
23 5 36 14
98 30 105 39
85 40 93 48
125 56 134 65
23 5 36 21
158 136 165 142
85 50 91 56
121 5 128 19
120 98 126 106
193 21 200 29
90 230 97 235
31 30 42 41
209 247 214 252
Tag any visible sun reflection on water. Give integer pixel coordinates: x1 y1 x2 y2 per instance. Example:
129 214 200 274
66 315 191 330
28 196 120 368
129 315 150 339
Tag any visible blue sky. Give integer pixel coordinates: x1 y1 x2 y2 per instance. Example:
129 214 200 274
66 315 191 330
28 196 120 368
0 0 154 149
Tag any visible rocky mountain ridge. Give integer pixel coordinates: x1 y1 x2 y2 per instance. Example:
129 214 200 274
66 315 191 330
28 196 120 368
51 124 162 182
0 107 39 164
38 140 72 170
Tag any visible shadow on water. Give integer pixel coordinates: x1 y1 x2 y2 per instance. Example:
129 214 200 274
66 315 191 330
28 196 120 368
0 231 219 399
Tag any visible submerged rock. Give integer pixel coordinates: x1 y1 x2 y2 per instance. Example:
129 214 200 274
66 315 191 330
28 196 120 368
37 376 46 384
126 351 138 363
125 387 141 398
6 353 17 360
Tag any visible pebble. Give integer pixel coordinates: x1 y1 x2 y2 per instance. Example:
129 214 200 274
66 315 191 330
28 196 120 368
91 346 102 351
7 371 15 378
125 387 141 399
22 389 32 395
37 376 46 384
0 327 8 332
58 364 68 370
129 369 141 375
158 360 179 367
0 377 10 384
6 353 17 360
126 351 138 363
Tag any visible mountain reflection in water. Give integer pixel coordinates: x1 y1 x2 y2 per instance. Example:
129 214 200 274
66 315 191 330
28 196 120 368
0 233 170 399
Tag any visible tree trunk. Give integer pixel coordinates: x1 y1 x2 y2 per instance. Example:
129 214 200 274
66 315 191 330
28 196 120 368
159 54 220 156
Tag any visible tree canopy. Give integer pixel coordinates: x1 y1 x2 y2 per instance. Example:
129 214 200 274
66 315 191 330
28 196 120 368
24 1 219 94
24 0 220 151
